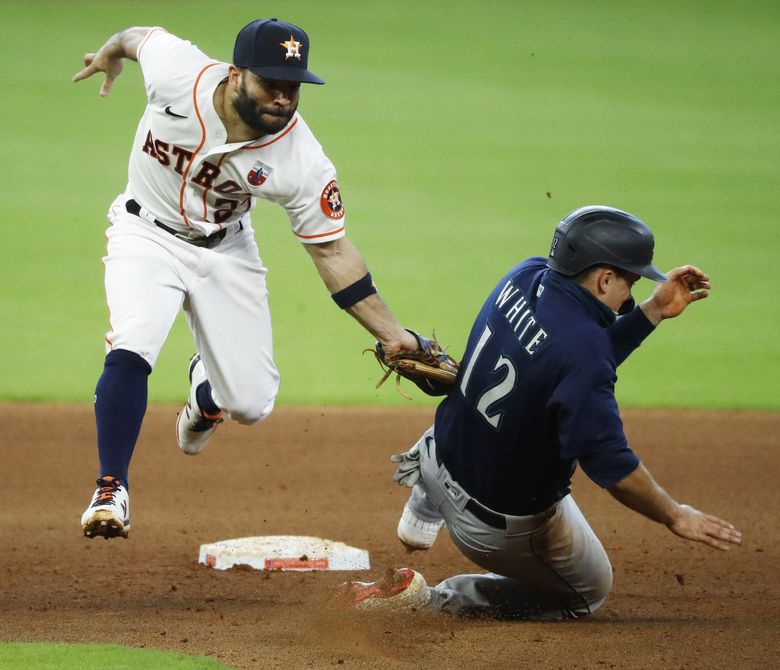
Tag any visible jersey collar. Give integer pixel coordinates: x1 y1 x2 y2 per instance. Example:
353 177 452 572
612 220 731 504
545 270 616 327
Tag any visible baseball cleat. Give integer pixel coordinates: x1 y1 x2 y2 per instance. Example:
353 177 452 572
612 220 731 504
397 502 445 551
81 476 130 539
176 353 223 455
335 567 430 611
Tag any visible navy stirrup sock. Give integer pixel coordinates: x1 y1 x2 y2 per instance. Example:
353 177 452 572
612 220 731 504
196 380 221 415
94 349 152 487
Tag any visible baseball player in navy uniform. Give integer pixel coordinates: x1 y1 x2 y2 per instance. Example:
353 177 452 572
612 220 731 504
340 206 742 616
74 19 420 539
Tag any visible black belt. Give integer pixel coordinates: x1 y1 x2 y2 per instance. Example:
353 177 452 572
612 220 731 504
435 447 507 530
465 499 507 530
125 199 237 249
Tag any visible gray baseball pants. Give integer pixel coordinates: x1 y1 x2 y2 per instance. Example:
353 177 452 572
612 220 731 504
408 427 613 619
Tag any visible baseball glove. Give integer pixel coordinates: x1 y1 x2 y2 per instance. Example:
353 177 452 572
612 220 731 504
367 330 459 398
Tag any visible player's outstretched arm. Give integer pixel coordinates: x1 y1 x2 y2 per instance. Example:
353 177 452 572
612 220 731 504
608 265 711 366
72 27 153 96
304 237 418 352
607 463 742 551
639 265 711 326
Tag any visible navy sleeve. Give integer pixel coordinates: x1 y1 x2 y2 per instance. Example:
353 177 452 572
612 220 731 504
607 306 655 367
578 446 640 487
553 341 640 487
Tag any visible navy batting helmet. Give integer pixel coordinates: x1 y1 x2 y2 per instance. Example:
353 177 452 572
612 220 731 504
547 206 667 282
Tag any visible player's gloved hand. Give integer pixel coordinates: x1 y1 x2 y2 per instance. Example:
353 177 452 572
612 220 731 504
391 443 421 488
368 329 459 398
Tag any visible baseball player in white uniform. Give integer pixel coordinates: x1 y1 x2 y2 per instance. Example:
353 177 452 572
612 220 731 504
74 19 419 539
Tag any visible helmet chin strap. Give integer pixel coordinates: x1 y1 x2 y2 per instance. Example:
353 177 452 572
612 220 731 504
617 296 635 316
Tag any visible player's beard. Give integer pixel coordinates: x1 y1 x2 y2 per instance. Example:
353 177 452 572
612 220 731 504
233 80 297 137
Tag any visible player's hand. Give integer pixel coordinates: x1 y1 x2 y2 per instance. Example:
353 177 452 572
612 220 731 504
73 47 125 97
640 265 711 325
72 28 150 96
391 444 421 488
667 504 742 550
380 329 420 355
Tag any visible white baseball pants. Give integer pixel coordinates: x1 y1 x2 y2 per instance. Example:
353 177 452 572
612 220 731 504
103 197 279 424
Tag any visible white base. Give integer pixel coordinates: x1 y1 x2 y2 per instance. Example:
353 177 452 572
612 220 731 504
198 535 370 571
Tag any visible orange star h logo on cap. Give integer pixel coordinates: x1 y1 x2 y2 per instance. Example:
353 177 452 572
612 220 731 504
280 35 302 60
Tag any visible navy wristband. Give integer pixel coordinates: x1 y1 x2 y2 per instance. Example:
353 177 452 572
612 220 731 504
331 272 377 309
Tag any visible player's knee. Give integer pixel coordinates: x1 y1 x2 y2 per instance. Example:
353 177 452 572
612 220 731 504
583 563 613 616
229 392 276 425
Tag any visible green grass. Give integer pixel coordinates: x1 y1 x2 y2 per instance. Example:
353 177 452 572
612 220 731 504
0 0 777 408
0 643 234 669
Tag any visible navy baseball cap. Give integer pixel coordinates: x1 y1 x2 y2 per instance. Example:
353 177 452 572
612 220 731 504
233 18 325 85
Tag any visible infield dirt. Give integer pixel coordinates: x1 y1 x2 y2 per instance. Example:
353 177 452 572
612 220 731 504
1 404 777 669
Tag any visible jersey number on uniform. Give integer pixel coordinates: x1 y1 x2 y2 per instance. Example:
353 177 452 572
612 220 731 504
459 324 517 430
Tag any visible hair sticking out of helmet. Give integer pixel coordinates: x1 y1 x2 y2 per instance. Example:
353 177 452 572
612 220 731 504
547 206 667 282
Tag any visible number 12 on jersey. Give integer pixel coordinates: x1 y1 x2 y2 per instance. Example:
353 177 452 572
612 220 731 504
459 324 518 430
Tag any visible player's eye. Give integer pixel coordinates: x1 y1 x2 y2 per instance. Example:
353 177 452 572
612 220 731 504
262 78 299 96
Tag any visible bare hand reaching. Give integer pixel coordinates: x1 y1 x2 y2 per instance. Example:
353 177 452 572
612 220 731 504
72 28 150 96
640 265 711 325
73 50 125 96
667 504 742 550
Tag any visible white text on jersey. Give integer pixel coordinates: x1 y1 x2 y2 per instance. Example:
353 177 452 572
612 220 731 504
494 280 549 356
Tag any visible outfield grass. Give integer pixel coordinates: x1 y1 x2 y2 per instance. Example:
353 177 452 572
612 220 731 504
0 0 777 408
0 642 234 669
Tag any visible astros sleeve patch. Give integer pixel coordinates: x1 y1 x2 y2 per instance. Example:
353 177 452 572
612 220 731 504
320 180 345 220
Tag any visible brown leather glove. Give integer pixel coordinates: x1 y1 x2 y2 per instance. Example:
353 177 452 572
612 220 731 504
369 330 459 397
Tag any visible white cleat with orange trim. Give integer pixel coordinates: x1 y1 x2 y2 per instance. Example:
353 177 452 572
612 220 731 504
81 476 130 539
335 568 430 611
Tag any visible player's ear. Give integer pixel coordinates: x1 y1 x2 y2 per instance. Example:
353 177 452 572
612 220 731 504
227 65 242 90
597 268 615 294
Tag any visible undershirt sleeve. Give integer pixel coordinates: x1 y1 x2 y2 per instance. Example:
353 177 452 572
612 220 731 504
607 306 656 367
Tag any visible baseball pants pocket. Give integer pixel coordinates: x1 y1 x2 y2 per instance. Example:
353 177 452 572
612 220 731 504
448 517 503 555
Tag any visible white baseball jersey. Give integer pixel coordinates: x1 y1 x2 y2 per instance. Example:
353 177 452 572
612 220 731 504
125 27 346 243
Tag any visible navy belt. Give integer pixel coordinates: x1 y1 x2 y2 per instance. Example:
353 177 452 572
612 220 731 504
435 447 507 529
125 199 239 249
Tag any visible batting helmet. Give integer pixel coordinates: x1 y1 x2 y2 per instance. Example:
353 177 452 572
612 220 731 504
547 206 667 282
